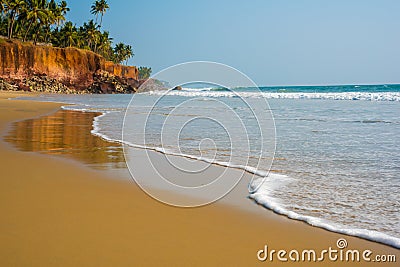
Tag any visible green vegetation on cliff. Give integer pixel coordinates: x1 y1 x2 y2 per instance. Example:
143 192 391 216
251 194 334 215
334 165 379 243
138 67 152 80
0 0 145 69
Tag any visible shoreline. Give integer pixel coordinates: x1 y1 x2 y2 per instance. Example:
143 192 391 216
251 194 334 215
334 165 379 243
76 93 400 248
0 91 398 266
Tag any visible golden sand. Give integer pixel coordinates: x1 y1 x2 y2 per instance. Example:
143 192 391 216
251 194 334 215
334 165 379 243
0 91 398 266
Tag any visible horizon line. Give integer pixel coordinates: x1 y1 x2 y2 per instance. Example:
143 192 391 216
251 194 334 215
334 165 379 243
257 82 400 87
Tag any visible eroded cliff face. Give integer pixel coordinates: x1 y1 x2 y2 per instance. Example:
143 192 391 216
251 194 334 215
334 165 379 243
0 39 138 92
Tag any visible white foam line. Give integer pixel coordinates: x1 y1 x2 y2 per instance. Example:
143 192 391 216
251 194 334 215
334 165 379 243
249 181 400 249
86 108 400 249
89 111 272 178
144 91 400 101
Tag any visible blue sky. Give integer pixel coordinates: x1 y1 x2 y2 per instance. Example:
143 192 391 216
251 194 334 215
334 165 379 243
67 0 400 86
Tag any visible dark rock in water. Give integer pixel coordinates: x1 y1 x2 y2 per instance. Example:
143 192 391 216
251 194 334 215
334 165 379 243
136 79 168 93
173 86 182 90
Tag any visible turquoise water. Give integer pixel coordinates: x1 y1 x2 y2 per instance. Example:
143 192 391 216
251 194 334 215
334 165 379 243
25 84 400 248
245 84 400 93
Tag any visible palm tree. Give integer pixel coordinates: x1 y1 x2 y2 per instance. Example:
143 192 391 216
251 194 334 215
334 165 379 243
113 42 125 63
90 0 108 29
0 0 6 15
123 44 133 65
113 42 134 65
81 19 99 51
75 28 85 48
90 1 98 24
138 67 152 80
49 0 68 27
96 30 113 58
57 1 68 24
41 0 55 42
0 1 7 36
62 21 76 47
23 0 49 42
42 0 67 42
5 0 26 39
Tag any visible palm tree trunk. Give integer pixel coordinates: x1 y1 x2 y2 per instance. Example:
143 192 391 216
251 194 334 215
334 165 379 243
7 11 14 39
8 13 16 39
44 27 51 43
9 19 15 39
34 30 39 44
34 25 41 44
24 21 34 42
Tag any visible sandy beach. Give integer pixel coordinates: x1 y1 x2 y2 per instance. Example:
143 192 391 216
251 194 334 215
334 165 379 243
0 91 398 266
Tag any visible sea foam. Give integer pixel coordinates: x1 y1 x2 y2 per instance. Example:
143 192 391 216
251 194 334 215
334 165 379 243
89 109 400 249
145 90 400 101
249 177 400 249
52 93 400 250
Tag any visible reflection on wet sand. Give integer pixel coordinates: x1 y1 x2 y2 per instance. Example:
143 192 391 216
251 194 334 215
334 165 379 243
5 109 125 169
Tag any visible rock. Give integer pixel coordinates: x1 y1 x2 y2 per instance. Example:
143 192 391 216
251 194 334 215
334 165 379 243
86 70 138 94
135 79 168 93
0 79 18 91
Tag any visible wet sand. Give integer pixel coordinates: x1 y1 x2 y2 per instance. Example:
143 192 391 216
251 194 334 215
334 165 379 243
0 91 398 266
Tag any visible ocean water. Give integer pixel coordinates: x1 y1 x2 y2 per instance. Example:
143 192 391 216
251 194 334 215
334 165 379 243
23 84 400 248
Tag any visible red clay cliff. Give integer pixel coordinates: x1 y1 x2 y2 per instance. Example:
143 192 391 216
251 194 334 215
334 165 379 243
0 38 139 93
